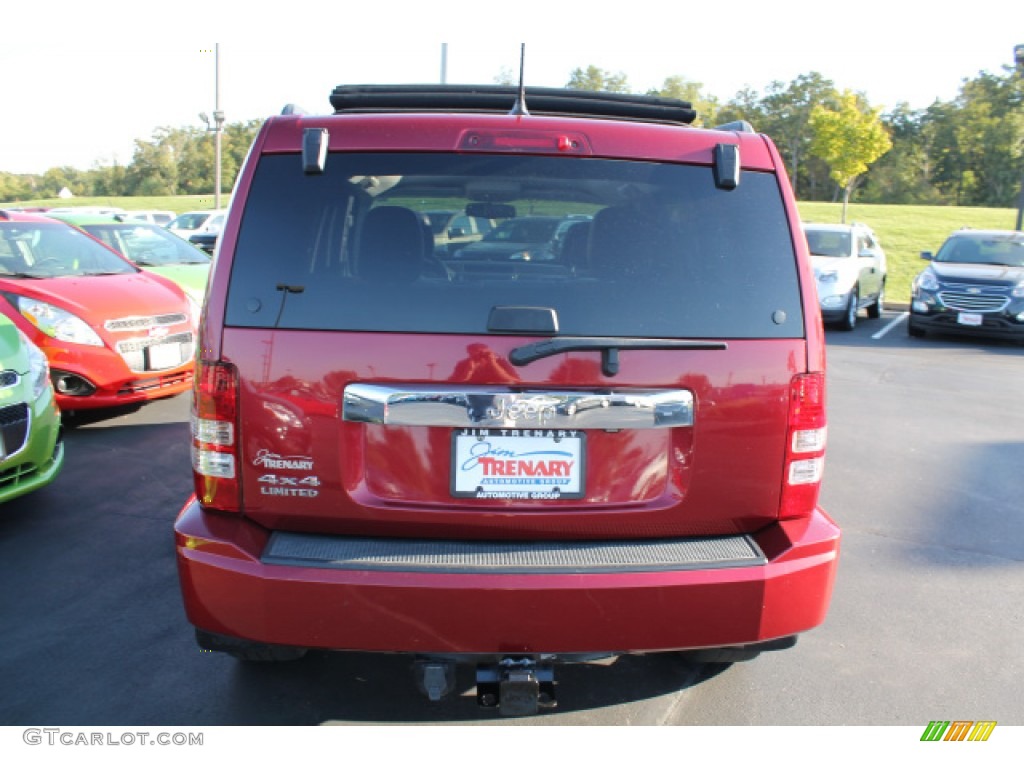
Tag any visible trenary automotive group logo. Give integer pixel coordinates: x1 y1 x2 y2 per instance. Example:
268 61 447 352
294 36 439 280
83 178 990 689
920 721 997 741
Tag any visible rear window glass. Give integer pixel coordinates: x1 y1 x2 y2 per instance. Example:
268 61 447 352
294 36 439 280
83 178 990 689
226 153 803 339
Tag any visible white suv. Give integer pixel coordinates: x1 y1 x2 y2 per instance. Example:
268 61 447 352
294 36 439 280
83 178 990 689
804 222 887 330
167 209 227 240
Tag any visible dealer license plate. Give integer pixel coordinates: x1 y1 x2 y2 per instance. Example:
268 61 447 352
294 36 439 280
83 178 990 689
451 428 585 500
148 342 182 370
957 312 983 327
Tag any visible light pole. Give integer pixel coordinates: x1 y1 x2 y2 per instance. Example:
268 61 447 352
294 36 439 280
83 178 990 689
200 44 225 209
1015 44 1023 231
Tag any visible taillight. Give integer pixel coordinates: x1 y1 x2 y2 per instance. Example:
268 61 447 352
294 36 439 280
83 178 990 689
191 360 240 512
780 372 827 519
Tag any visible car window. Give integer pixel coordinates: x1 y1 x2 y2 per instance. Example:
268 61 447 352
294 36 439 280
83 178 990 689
170 213 209 229
0 222 137 277
82 224 210 266
225 152 804 339
935 236 1024 267
805 229 850 258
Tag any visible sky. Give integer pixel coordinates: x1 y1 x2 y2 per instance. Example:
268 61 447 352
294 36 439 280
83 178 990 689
2 0 1021 176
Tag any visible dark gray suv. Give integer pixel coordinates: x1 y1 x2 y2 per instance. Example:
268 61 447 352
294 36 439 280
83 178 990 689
910 229 1024 340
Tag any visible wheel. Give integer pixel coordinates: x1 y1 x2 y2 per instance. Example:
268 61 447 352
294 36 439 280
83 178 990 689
837 286 859 331
867 281 884 319
908 318 926 338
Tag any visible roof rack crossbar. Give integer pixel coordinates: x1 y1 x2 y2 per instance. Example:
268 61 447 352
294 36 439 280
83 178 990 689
329 85 697 125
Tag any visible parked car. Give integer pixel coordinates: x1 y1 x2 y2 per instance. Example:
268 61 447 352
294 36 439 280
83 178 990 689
803 222 887 330
451 215 564 262
0 211 196 411
119 210 175 226
46 213 211 304
167 210 227 241
420 210 496 256
909 229 1024 340
0 315 63 502
46 206 125 217
176 84 838 715
187 231 218 255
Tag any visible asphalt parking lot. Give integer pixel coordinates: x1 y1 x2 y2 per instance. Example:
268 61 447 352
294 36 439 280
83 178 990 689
1 309 1021 726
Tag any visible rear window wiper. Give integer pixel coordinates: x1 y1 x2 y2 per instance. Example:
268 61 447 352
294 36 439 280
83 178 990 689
509 337 728 376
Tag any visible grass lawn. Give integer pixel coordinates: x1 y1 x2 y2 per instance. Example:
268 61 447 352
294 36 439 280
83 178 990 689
797 202 1018 304
5 195 1018 303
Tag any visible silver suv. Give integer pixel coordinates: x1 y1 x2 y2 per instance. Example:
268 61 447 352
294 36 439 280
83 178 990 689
804 222 887 330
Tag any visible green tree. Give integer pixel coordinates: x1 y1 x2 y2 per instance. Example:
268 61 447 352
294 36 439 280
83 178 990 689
860 103 943 204
809 91 893 221
566 66 630 93
0 172 36 203
647 75 719 126
716 86 768 129
760 73 839 198
124 134 178 196
39 166 84 198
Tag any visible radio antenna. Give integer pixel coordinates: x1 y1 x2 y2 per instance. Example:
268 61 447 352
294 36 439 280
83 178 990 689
510 43 529 116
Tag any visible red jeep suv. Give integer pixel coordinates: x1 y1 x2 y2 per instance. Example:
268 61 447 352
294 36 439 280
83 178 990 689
175 85 839 714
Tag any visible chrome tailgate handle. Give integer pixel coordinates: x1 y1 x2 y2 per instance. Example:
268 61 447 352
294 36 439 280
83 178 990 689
342 384 693 429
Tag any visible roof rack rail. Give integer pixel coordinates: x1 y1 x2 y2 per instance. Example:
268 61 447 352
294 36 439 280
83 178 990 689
329 84 697 125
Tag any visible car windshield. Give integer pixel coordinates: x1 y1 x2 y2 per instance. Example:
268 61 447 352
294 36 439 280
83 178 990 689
934 236 1024 267
0 222 137 278
805 229 851 258
225 152 804 340
80 224 211 266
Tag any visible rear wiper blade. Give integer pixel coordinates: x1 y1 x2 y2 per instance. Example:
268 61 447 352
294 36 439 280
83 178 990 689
509 337 727 376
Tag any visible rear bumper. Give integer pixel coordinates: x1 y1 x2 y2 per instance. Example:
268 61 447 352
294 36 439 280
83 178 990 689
175 498 840 655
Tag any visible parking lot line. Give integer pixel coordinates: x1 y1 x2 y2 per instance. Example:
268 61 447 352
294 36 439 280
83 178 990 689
872 312 909 340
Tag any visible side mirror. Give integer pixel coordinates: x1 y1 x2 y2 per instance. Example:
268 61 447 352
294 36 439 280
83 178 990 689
920 251 933 261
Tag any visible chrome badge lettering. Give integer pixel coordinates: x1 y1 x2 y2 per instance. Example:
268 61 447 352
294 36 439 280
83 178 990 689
482 396 561 425
252 449 314 471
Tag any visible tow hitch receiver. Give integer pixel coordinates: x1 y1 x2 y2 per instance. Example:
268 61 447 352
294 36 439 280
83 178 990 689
476 659 557 717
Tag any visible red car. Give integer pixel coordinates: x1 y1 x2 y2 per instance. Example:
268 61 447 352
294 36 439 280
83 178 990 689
176 85 839 715
0 211 196 410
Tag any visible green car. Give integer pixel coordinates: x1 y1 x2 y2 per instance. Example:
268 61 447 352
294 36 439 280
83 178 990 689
47 213 211 304
0 315 63 502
